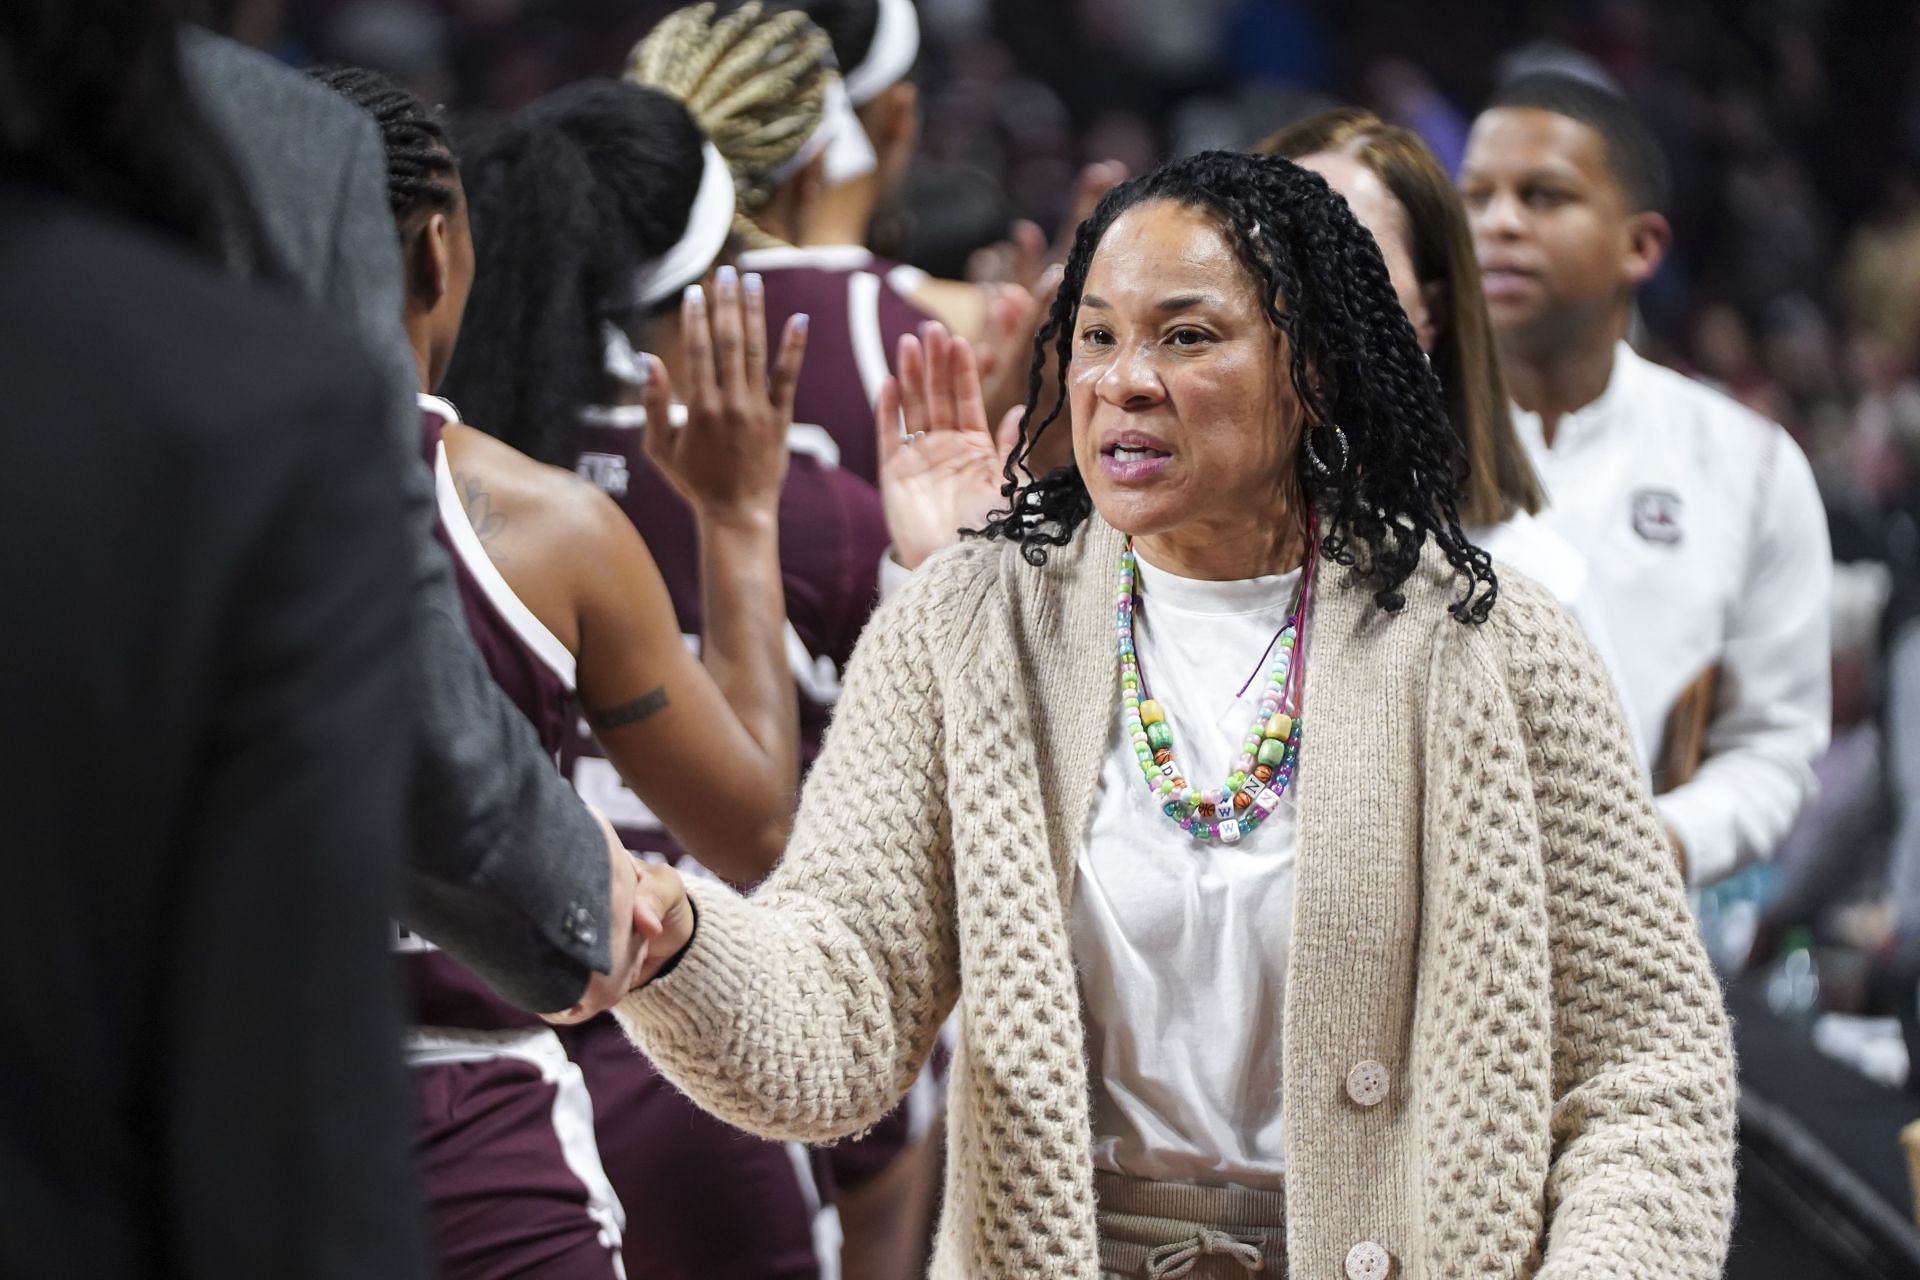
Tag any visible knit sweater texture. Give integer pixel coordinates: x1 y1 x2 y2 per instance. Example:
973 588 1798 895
617 513 1738 1279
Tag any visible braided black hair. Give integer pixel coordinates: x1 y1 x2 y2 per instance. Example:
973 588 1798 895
439 79 707 467
983 149 1497 623
307 65 458 229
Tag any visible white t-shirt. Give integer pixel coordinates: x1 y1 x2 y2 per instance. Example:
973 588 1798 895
1514 342 1832 885
1073 550 1302 1191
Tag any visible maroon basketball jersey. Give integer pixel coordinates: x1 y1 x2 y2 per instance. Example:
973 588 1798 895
735 244 932 486
563 408 889 877
405 395 581 1029
568 405 920 1270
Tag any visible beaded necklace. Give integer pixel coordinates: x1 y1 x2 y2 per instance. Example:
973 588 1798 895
1116 531 1316 845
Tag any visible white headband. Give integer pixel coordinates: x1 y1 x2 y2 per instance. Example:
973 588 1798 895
603 322 650 387
842 0 919 106
629 142 736 309
767 77 876 187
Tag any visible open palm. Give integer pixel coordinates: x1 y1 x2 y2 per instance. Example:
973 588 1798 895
877 323 1023 571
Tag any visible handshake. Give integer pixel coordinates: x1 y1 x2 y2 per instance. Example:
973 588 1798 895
545 809 696 1024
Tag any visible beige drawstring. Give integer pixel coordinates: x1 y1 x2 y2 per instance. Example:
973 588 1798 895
1143 1227 1266 1279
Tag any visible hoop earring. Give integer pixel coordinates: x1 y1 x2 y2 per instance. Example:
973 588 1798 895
1304 423 1350 478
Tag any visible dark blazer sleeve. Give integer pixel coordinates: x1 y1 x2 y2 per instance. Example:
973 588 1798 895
183 28 611 1010
165 333 432 1280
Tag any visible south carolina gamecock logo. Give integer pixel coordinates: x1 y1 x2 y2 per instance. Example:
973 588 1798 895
1630 488 1683 544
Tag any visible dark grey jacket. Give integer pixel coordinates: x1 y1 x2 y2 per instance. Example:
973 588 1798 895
0 183 429 1280
183 30 610 1011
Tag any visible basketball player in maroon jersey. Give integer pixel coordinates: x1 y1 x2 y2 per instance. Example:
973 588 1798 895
625 2 937 486
443 77 910 1280
784 0 1136 444
315 67 806 1280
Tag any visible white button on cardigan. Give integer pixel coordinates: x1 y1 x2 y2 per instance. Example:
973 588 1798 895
1344 1240 1391 1278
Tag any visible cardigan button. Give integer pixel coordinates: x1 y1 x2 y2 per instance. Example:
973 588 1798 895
1346 1060 1390 1107
1345 1241 1392 1278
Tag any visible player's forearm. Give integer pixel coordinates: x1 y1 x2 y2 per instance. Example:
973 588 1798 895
695 507 801 809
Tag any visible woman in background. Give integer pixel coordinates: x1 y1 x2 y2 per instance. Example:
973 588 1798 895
1260 109 1637 740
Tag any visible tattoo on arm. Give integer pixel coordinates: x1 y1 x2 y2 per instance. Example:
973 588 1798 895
455 472 509 562
587 686 670 731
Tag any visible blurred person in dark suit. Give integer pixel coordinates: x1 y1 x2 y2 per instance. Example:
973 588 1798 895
0 0 432 1274
184 2 654 1020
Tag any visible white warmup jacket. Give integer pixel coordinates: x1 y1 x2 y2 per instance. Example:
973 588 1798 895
1514 341 1832 886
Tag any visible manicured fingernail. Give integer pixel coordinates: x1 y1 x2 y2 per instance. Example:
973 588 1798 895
743 272 762 298
684 283 703 307
716 265 737 291
792 312 809 334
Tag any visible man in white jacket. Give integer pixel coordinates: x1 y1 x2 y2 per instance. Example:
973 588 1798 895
1461 71 1831 888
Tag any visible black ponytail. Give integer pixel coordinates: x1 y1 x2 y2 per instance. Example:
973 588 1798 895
440 79 707 467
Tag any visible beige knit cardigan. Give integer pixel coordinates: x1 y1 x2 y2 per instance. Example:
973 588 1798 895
617 513 1737 1279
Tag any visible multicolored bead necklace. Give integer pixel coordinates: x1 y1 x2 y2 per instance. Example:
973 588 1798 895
1116 531 1316 844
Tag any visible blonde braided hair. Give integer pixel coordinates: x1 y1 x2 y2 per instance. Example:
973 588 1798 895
627 2 834 246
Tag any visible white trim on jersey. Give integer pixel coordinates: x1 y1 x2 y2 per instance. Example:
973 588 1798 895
726 245 905 416
784 621 844 704
575 399 842 469
432 439 578 691
782 1142 845 1280
735 243 877 273
886 262 931 297
786 423 842 469
408 1027 629 1280
848 269 892 411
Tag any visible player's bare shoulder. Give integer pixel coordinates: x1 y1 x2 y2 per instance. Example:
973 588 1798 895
440 422 628 554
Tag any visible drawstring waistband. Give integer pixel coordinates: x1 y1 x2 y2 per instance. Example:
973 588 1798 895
1095 1170 1286 1278
1145 1226 1266 1278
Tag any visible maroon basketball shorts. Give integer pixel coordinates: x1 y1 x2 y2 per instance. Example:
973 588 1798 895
555 1016 840 1280
409 1028 627 1280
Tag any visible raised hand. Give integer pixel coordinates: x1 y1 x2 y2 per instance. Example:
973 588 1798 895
966 218 1045 288
877 322 1023 571
965 160 1128 289
1056 161 1128 266
974 264 1063 430
641 267 808 521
